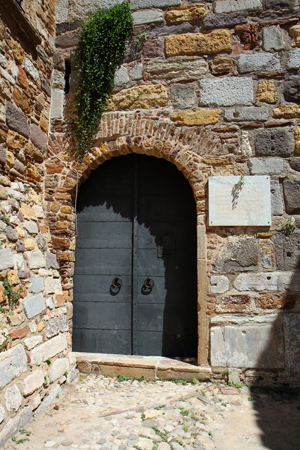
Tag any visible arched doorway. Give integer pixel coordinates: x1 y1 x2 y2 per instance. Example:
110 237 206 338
72 154 197 358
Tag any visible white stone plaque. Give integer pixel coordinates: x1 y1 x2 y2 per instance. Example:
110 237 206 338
209 176 271 226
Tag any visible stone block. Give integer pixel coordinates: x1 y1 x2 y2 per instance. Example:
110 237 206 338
273 104 300 118
30 124 47 152
6 102 29 138
224 106 269 122
9 326 28 340
0 407 32 448
265 0 295 9
145 56 208 82
287 49 300 70
46 316 69 338
213 237 259 273
0 405 5 424
21 203 37 220
132 10 164 26
210 327 226 366
24 58 39 81
129 63 143 81
248 158 283 175
114 66 129 88
275 233 300 270
283 76 300 103
143 39 164 59
263 26 284 51
271 179 284 215
234 272 278 291
203 12 247 30
6 226 18 242
29 275 44 294
165 30 232 57
255 129 292 157
171 109 221 126
283 180 300 213
56 0 69 23
24 335 43 350
199 77 253 107
214 0 263 14
46 252 60 269
290 158 300 172
67 368 79 384
237 53 281 74
256 293 297 310
31 334 68 365
36 385 61 414
25 251 46 269
149 23 199 37
105 84 168 111
210 55 233 75
23 221 39 234
49 357 69 382
50 89 64 119
216 295 251 313
23 293 46 319
131 0 181 10
45 277 62 295
23 370 44 396
284 314 300 371
211 275 230 294
0 248 14 270
0 344 27 389
169 84 196 109
5 384 22 412
165 4 208 23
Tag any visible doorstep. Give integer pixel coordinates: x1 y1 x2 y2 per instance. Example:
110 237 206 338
74 352 212 382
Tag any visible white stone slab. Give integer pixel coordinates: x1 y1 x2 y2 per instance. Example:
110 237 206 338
208 176 271 226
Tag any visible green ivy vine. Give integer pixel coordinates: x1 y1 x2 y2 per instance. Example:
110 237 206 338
75 2 133 159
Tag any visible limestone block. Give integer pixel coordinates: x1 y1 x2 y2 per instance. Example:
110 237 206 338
132 10 164 26
271 179 284 216
210 55 233 75
6 102 29 138
23 370 44 396
210 327 226 366
214 0 262 14
237 53 281 74
283 180 300 214
21 203 37 221
0 248 14 270
171 109 221 126
273 104 300 118
56 0 69 23
129 63 143 81
275 233 300 270
0 344 27 389
165 4 208 23
263 26 284 51
105 84 168 111
23 221 38 234
25 251 46 269
24 58 39 81
203 12 247 30
211 275 230 294
114 66 129 87
24 238 36 251
145 56 208 82
255 129 292 157
199 77 253 106
0 407 32 448
287 49 300 70
248 158 283 175
143 38 164 59
234 272 278 291
4 384 22 412
224 106 269 122
67 368 79 384
284 314 300 371
131 0 181 10
36 385 61 414
49 357 69 382
165 30 232 57
52 70 65 90
31 334 68 365
169 84 196 109
24 335 43 350
283 76 300 103
50 89 64 119
213 237 259 273
29 275 44 294
30 124 47 152
46 252 59 269
149 23 198 37
46 316 69 338
23 293 46 319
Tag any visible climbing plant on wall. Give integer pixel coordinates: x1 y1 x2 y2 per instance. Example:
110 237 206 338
75 2 133 158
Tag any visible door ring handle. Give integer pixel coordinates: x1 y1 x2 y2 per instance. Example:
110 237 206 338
143 278 155 290
112 277 123 289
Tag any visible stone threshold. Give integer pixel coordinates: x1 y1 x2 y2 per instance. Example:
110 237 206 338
74 352 212 382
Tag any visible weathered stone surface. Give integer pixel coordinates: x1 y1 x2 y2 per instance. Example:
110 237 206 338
143 39 164 59
46 252 60 269
283 180 300 213
169 84 196 109
237 53 281 74
67 368 79 384
114 66 129 88
25 251 46 269
255 129 292 157
210 55 233 75
24 58 39 81
210 327 226 366
248 158 283 175
287 49 300 69
30 124 47 152
165 30 232 57
29 275 44 293
46 316 69 338
0 405 5 424
24 335 43 350
6 226 18 242
149 23 199 37
0 248 14 270
265 0 295 9
284 314 300 371
224 106 269 122
214 0 262 14
256 293 297 310
290 157 300 172
200 77 253 106
203 12 247 30
105 84 168 111
171 109 221 126
55 32 79 48
271 179 284 216
23 293 46 319
295 124 300 154
21 203 37 221
45 277 62 295
5 384 22 412
0 185 8 199
56 0 69 23
49 357 70 382
289 24 300 47
9 326 28 340
283 76 300 103
275 233 300 270
69 0 124 19
233 271 300 291
53 293 65 307
6 102 29 138
213 237 259 273
36 385 61 414
132 10 164 26
166 4 208 23
235 24 258 50
23 370 44 397
23 221 39 234
31 334 68 366
273 104 300 118
50 89 64 119
216 295 251 313
18 270 30 279
145 56 208 82
131 0 181 10
0 406 32 448
0 344 27 389
263 26 284 51
211 275 230 294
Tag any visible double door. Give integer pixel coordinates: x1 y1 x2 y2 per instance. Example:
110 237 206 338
73 154 197 357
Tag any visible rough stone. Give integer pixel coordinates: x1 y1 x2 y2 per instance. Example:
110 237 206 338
237 53 281 74
283 76 300 103
248 158 283 175
145 56 208 82
24 335 43 350
289 24 300 47
273 104 300 118
23 221 39 234
210 55 233 75
255 129 292 157
224 106 269 122
46 316 69 338
0 248 14 270
295 124 300 153
9 326 28 340
45 277 62 294
36 385 61 414
24 58 39 81
149 23 199 37
129 63 143 81
131 0 181 10
6 225 18 242
0 405 5 424
235 24 258 50
203 12 247 30
169 84 196 109
172 109 221 126
213 237 259 273
132 10 164 26
165 30 232 57
274 233 300 270
6 102 29 138
4 384 22 412
23 293 46 319
114 66 129 87
234 272 282 291
0 344 27 389
265 0 295 9
23 370 44 397
200 77 253 106
25 251 46 269
30 124 47 152
0 407 32 448
143 39 164 59
287 49 300 70
211 275 230 294
105 84 168 111
56 0 69 23
216 295 251 313
284 314 300 371
24 238 36 251
46 252 60 269
49 357 70 382
271 179 284 216
290 158 300 172
214 0 262 14
31 334 68 366
263 26 285 51
18 270 30 279
29 275 44 294
21 203 37 221
256 293 297 310
210 327 226 366
165 4 208 23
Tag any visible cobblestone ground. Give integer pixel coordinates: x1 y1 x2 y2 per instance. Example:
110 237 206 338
3 374 300 450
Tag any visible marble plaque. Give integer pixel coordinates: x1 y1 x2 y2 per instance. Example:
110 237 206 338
209 176 271 226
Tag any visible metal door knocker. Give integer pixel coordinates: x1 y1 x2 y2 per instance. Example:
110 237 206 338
142 277 155 294
110 277 123 295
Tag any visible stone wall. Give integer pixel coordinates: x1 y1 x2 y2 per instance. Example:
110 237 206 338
0 0 76 445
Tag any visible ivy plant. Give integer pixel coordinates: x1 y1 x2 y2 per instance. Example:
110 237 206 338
75 2 133 158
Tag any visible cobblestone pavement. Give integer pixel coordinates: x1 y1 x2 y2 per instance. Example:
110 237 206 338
3 374 300 450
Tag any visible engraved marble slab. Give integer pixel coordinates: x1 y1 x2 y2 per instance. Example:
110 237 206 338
209 176 271 226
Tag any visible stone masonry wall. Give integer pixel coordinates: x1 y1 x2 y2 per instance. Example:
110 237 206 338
0 0 77 445
51 0 300 386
